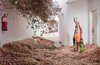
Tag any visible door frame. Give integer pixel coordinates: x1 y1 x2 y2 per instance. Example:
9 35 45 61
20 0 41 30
89 9 97 45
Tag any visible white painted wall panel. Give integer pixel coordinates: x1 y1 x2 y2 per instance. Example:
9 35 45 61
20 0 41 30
66 0 89 45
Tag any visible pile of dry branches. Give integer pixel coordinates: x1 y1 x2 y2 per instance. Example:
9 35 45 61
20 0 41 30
0 38 100 65
9 0 52 22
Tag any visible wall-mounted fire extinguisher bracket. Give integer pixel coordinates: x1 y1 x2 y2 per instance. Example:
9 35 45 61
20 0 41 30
2 14 7 31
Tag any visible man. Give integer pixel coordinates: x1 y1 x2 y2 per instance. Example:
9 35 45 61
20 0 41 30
73 17 82 52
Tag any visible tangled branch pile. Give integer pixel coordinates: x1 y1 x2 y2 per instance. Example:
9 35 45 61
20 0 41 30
9 0 53 22
0 37 100 65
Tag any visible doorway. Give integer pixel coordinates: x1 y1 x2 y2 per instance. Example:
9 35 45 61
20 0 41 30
90 9 97 44
91 9 97 44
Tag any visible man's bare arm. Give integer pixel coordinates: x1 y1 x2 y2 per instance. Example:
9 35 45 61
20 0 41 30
79 25 82 38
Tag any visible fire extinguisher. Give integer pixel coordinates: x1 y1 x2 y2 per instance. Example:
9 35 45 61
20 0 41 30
2 14 7 31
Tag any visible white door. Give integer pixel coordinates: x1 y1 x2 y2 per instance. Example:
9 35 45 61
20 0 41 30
92 9 97 44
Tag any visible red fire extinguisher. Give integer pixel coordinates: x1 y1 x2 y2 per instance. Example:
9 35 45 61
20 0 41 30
2 14 7 31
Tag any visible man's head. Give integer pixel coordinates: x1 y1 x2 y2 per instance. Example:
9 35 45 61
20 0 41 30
73 17 79 24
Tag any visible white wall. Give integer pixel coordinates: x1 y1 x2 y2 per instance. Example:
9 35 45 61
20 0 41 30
59 5 67 46
97 0 100 46
0 9 35 45
88 0 100 46
54 0 89 46
0 0 35 46
53 0 68 46
66 0 89 45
